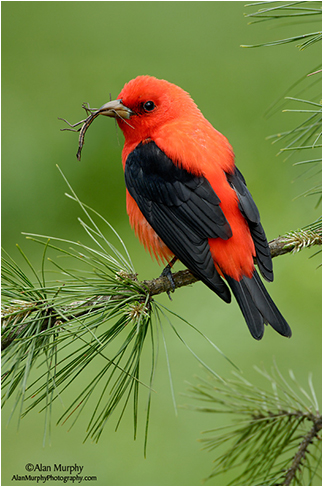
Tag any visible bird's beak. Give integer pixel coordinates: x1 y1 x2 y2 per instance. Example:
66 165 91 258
97 99 133 120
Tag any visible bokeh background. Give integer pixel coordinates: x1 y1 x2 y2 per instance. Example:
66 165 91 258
2 2 321 486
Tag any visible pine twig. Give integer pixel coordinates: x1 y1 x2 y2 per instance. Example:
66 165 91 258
140 225 323 296
187 366 322 486
128 226 323 297
1 227 321 351
268 227 322 257
282 415 322 486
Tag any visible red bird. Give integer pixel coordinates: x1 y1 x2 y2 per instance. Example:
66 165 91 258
93 75 291 340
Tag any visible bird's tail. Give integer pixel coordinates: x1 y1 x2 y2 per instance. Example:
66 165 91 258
225 270 292 340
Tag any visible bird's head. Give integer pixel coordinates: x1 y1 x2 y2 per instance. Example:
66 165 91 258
98 75 200 142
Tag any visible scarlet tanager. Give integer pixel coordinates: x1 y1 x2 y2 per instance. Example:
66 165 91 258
72 75 292 340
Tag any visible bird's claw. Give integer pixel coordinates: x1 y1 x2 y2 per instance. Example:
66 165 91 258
160 264 176 300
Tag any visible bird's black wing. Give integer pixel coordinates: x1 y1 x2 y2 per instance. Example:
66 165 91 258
124 141 232 302
226 167 273 282
225 167 292 339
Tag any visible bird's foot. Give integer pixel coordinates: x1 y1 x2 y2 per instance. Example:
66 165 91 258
160 257 177 300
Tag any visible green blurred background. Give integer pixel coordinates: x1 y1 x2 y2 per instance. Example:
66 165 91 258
2 2 321 485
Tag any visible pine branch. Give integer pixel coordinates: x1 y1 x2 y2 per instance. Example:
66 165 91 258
186 365 322 486
1 179 321 448
282 415 322 486
2 225 321 351
242 1 322 208
145 223 322 293
242 1 322 51
1 193 236 447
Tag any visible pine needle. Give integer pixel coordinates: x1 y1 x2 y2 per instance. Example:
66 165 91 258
186 365 322 485
1 170 236 449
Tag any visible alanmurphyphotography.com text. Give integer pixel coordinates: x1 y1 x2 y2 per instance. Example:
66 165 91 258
11 463 97 484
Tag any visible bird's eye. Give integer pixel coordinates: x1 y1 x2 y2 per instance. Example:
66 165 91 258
143 101 155 112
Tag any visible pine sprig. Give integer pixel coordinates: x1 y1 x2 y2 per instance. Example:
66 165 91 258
281 223 322 253
1 181 234 450
186 365 322 486
268 218 322 256
268 96 322 203
1 168 321 449
2 214 321 449
243 1 322 207
3 219 321 350
2 236 153 446
242 1 322 50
